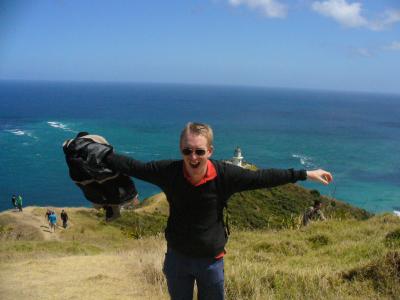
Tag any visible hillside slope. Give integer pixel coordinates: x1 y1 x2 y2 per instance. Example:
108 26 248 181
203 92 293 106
138 182 371 230
0 207 399 300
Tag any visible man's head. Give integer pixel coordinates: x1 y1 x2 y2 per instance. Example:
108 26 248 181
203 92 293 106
313 200 322 209
180 122 214 178
180 122 213 148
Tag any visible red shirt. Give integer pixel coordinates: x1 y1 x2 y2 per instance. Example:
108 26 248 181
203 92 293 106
183 160 217 186
183 160 225 259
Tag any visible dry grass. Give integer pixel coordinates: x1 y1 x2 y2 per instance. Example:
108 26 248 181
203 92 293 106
0 235 169 300
224 214 400 299
1 207 399 299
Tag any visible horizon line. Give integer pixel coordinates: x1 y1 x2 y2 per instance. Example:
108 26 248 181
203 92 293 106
0 78 399 97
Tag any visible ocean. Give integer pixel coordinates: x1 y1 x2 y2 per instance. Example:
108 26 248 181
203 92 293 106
1 80 399 213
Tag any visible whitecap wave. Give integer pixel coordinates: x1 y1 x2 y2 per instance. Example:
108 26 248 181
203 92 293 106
47 121 73 132
394 210 400 217
6 129 26 136
122 151 135 155
292 153 316 169
5 129 38 139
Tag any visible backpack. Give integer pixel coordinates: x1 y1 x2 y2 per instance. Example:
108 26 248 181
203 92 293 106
63 133 138 206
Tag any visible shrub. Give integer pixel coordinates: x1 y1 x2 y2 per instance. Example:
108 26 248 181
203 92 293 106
110 211 167 239
385 228 400 248
307 234 331 248
342 251 400 297
310 189 321 197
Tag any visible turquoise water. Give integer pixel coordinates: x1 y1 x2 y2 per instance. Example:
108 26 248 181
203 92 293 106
1 81 399 213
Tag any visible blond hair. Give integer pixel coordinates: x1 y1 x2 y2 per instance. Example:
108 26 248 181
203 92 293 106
180 122 214 147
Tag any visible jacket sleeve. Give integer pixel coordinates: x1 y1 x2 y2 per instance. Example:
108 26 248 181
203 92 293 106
105 153 172 187
222 163 307 195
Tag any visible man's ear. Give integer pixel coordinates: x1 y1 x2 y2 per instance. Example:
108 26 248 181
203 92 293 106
208 145 214 156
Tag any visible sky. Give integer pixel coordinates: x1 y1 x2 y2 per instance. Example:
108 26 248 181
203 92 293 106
0 0 399 94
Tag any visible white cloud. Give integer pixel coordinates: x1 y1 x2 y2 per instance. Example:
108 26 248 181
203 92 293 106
311 0 367 28
383 41 400 51
311 0 400 31
369 9 400 31
354 48 372 57
228 0 288 18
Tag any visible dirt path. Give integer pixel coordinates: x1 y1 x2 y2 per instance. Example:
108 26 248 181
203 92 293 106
0 207 61 241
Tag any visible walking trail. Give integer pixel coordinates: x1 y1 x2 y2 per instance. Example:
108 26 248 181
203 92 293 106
0 206 62 241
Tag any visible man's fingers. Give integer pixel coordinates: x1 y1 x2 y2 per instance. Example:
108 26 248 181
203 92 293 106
307 170 333 185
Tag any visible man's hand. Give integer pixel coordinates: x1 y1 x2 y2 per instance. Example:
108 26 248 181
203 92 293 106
306 169 333 185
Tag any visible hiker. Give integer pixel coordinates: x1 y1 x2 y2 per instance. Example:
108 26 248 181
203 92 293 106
45 209 51 224
76 122 333 300
11 195 17 209
61 209 69 228
302 199 327 226
48 211 57 233
16 195 23 212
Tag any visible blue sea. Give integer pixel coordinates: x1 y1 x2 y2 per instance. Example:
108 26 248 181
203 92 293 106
1 80 399 213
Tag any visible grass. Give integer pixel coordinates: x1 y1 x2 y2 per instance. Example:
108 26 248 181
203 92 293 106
0 194 397 299
224 214 400 299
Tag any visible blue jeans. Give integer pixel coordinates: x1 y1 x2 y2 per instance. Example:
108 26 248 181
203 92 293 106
163 248 224 300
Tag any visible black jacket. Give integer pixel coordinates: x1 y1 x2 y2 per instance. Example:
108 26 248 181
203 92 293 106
63 135 137 205
107 154 307 257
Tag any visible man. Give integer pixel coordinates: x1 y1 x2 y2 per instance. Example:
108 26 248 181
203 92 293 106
83 122 333 300
11 195 17 209
45 209 52 226
303 199 326 226
49 211 57 233
16 195 23 212
61 209 69 228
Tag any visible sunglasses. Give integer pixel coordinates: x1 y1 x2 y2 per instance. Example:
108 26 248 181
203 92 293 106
181 148 207 156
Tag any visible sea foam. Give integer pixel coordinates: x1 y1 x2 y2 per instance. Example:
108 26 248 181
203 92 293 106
6 129 25 136
47 121 74 132
5 129 37 139
292 153 316 169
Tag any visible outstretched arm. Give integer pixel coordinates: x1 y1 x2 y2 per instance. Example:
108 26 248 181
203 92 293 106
306 169 333 185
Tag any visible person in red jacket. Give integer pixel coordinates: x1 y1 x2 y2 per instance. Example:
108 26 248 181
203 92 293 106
81 122 333 300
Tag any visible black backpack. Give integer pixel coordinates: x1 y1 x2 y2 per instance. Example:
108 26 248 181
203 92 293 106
63 133 138 206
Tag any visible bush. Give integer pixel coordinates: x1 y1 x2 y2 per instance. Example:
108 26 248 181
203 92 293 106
110 211 167 239
310 189 320 197
342 251 400 297
385 228 400 248
307 234 331 248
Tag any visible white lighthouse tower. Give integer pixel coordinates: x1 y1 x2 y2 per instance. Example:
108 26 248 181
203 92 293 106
232 146 244 167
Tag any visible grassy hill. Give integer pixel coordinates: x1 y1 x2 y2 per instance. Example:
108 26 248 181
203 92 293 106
0 184 398 299
134 182 371 232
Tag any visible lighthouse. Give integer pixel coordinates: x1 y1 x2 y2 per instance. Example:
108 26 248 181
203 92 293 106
232 146 244 167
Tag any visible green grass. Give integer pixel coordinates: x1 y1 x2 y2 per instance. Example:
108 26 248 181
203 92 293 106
224 214 400 299
227 184 372 230
0 183 397 299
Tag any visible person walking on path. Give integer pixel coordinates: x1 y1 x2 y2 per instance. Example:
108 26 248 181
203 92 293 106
11 195 17 209
45 209 51 223
16 195 23 212
61 209 69 228
303 199 326 226
77 122 333 300
48 211 57 233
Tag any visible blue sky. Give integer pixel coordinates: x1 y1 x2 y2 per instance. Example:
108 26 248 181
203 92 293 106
1 0 399 93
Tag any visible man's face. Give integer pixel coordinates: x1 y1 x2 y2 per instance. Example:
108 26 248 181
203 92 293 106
180 132 213 177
